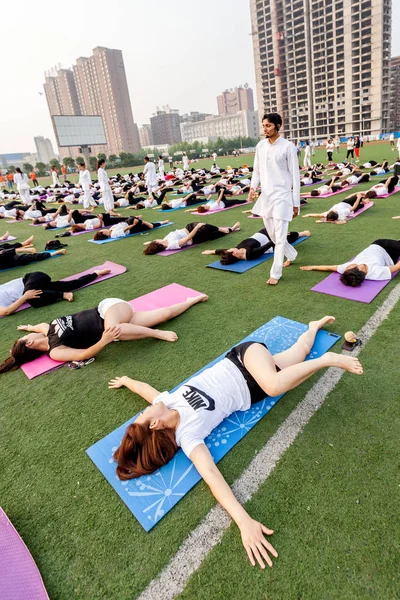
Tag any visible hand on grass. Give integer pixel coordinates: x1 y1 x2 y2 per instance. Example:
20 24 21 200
101 325 121 344
239 516 277 569
108 376 128 389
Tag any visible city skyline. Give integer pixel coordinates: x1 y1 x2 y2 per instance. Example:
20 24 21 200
0 0 398 154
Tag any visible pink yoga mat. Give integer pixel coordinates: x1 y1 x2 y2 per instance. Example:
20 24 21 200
190 200 250 215
1 261 126 318
0 508 49 600
21 283 203 379
311 269 398 303
347 201 374 219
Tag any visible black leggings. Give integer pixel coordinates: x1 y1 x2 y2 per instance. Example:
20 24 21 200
372 239 400 264
0 249 52 271
0 242 22 250
346 149 354 159
101 214 127 226
125 218 161 233
342 197 365 211
186 223 226 244
219 194 248 208
22 271 98 308
70 210 97 224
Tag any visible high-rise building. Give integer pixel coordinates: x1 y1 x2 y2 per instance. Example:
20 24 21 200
180 111 212 123
44 47 140 159
390 56 400 133
139 124 154 148
249 0 392 139
180 110 259 143
34 136 57 164
217 86 254 116
73 47 140 156
44 68 81 160
150 107 182 145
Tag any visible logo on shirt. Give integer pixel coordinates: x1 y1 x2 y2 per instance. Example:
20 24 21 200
182 385 215 411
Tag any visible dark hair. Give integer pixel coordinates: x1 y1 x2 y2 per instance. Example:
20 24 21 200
93 231 108 241
135 202 145 209
196 205 208 213
143 241 165 255
0 339 44 374
33 218 42 225
311 190 319 196
365 190 377 199
97 159 106 170
340 267 366 287
77 162 85 168
160 203 172 210
220 251 239 265
262 112 282 129
326 211 339 222
114 422 178 480
144 156 149 162
158 155 162 159
15 167 23 175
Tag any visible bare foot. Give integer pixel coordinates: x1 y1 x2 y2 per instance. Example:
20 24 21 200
63 292 74 301
95 269 111 277
187 294 208 306
326 352 363 374
283 260 291 268
1 231 9 240
267 277 279 285
232 221 241 231
309 316 335 331
53 249 67 256
300 230 311 237
22 235 34 246
156 330 179 342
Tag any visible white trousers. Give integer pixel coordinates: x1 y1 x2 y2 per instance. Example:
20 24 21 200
102 188 114 212
18 187 31 205
263 217 298 280
303 156 311 167
82 189 96 209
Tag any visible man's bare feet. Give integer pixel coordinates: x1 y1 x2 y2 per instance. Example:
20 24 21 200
63 292 74 302
53 249 67 256
22 235 34 246
232 221 241 231
300 230 311 237
156 330 179 342
326 352 363 374
95 269 111 277
187 294 208 306
0 231 9 241
283 260 291 268
309 316 335 331
267 277 279 285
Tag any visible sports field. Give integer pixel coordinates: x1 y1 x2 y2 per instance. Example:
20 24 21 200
1 141 399 599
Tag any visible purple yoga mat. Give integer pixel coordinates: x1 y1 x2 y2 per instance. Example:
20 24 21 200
158 243 202 256
0 508 49 600
312 269 398 303
0 261 126 318
190 200 250 215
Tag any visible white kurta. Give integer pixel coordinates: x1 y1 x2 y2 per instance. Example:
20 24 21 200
97 167 114 212
250 137 300 280
79 169 96 208
182 155 189 170
158 159 165 176
51 171 61 186
144 162 157 194
13 173 31 204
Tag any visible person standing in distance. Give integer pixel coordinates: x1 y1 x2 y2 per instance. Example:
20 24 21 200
77 162 96 209
158 155 165 179
248 113 300 286
144 156 157 196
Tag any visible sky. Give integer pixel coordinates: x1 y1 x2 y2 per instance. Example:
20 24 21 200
0 0 398 154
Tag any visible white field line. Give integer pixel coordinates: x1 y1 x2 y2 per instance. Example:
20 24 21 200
138 282 400 600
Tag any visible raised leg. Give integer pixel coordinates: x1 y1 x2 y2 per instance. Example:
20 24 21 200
131 295 208 328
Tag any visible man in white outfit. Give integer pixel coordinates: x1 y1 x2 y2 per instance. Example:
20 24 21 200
77 163 96 209
303 142 312 167
158 155 165 179
182 152 189 171
144 156 157 195
248 113 300 285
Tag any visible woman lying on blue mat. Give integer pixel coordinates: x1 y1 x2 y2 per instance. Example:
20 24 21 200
300 238 400 286
109 316 363 569
0 294 209 372
143 221 241 254
202 229 310 264
93 217 171 240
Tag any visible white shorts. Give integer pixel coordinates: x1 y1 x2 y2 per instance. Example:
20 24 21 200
97 298 132 319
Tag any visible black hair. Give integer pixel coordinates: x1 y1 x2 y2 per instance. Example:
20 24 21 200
97 159 106 170
340 267 366 287
326 211 339 222
220 251 239 265
144 156 149 162
310 190 319 196
365 190 377 199
262 113 282 129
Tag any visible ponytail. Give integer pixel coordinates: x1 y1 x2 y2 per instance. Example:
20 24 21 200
97 159 105 170
0 340 44 375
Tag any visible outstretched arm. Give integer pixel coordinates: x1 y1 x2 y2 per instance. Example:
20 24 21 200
302 212 324 218
108 376 160 403
300 264 338 272
190 444 277 569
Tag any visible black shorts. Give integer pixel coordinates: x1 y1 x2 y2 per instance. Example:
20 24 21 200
225 342 280 404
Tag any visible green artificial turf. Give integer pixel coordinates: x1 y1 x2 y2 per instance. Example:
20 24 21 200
0 141 399 599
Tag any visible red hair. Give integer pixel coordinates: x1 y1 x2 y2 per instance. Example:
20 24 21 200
114 422 178 480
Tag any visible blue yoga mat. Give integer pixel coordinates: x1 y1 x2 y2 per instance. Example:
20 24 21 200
156 201 205 212
206 236 308 273
371 169 393 176
87 221 174 244
86 316 340 531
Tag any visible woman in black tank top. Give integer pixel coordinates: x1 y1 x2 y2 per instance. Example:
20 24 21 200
2 293 209 372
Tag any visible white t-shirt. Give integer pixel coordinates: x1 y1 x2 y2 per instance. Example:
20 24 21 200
302 177 312 185
341 168 351 176
318 185 330 195
85 217 101 230
337 244 393 281
0 207 17 218
169 198 186 208
202 186 214 196
207 200 223 211
347 140 354 150
110 223 127 239
163 229 189 250
323 202 352 220
0 277 24 307
142 198 158 208
23 209 42 220
153 358 251 457
347 175 359 185
117 198 129 207
55 215 71 228
374 168 385 175
371 184 387 196
326 143 334 153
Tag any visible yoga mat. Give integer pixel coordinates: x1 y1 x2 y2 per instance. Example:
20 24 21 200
158 243 202 256
0 261 127 318
190 200 250 215
0 508 49 600
371 169 393 176
301 179 327 187
311 265 398 303
0 250 62 274
302 187 352 199
86 316 340 531
21 283 203 379
372 186 400 199
0 235 17 241
88 221 173 244
206 236 308 273
156 201 205 213
345 201 373 220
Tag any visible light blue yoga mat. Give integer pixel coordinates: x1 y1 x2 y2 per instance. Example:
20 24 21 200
86 316 340 531
206 236 308 273
87 221 173 244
